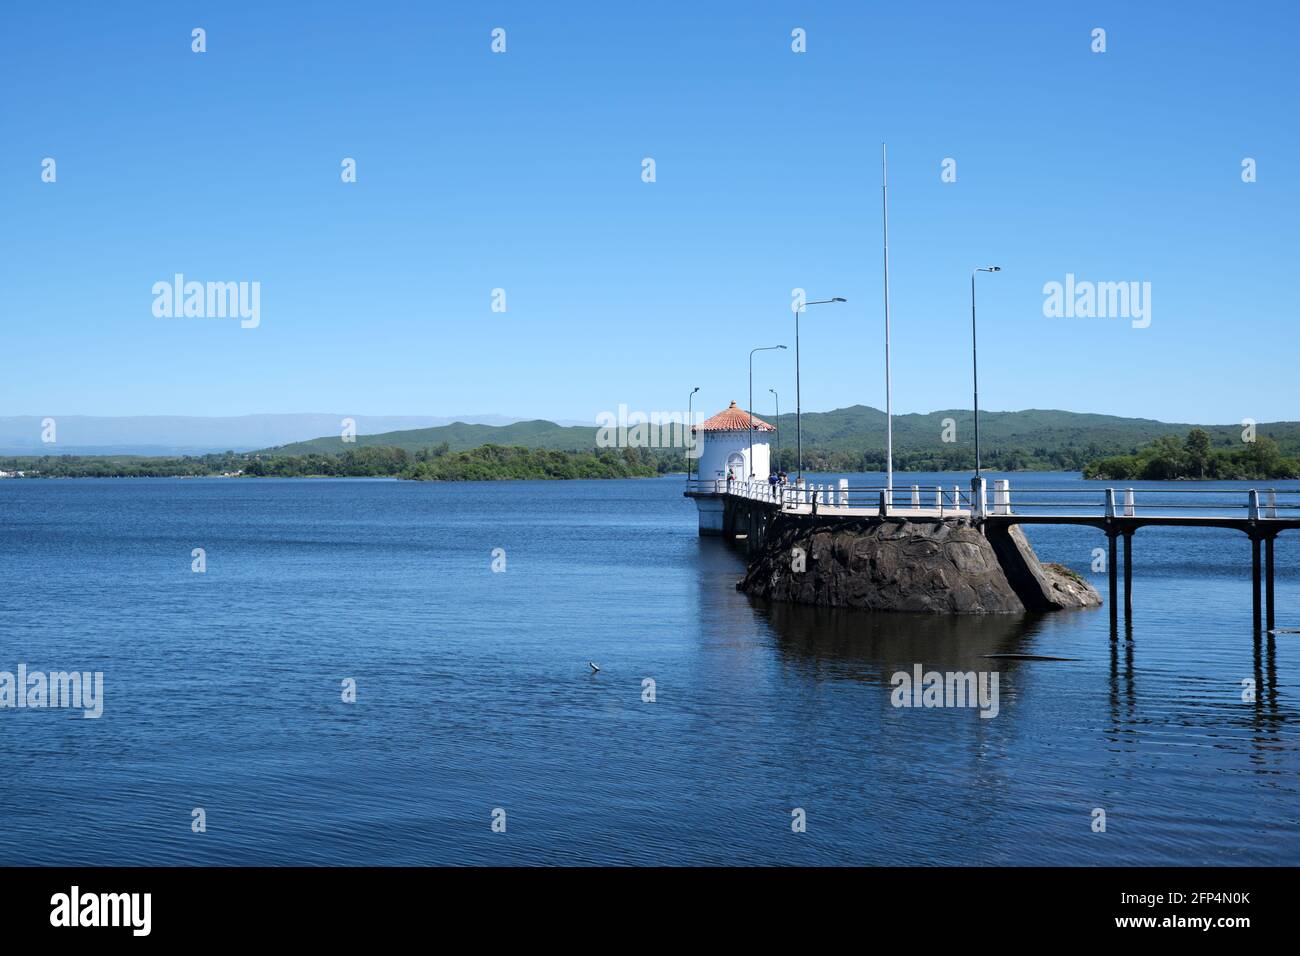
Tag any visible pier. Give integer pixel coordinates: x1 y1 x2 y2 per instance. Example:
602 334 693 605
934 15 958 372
686 478 1300 631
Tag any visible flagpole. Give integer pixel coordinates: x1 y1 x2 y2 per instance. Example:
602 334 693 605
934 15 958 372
882 143 894 497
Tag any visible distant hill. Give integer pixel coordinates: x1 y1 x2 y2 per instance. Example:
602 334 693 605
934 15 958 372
0 413 531 456
261 407 1300 470
10 407 1300 479
267 419 599 455
777 406 1299 454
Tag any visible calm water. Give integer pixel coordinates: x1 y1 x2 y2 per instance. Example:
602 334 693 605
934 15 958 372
1 473 1297 866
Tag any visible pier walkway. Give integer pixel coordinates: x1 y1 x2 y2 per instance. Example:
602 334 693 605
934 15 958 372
685 477 1300 631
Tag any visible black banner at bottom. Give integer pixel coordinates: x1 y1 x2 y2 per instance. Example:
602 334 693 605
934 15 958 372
0 866 1281 941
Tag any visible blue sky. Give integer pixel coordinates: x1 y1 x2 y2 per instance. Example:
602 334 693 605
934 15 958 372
2 1 1295 425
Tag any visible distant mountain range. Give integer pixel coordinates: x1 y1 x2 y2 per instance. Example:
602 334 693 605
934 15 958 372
260 406 1300 465
0 414 570 455
268 419 599 455
6 408 1296 468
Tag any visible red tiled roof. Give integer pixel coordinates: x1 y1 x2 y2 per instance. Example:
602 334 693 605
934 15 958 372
695 400 775 432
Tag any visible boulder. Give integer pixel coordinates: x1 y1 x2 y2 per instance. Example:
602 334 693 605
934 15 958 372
737 514 1102 615
738 515 1026 614
985 524 1103 611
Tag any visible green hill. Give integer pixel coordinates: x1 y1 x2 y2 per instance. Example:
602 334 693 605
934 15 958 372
10 408 1299 479
260 408 1300 473
772 406 1298 453
267 419 597 455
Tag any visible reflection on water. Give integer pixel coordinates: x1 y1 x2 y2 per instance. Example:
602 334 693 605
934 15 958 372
757 597 1048 677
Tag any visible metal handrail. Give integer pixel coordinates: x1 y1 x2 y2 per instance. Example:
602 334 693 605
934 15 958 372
686 478 1300 520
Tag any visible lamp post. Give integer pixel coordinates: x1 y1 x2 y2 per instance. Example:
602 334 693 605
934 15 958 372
882 144 892 497
686 385 699 483
768 387 779 470
794 297 846 481
749 345 786 480
971 267 1000 477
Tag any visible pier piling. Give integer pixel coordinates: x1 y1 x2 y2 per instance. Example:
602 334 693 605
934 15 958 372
1251 535 1262 633
1122 532 1133 620
1265 535 1275 632
1108 531 1118 628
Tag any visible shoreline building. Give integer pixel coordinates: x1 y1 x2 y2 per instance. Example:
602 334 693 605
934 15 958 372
694 400 774 482
689 400 776 537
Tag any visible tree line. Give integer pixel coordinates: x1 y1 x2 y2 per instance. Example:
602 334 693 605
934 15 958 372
1083 429 1300 480
1 444 665 480
6 430 1297 480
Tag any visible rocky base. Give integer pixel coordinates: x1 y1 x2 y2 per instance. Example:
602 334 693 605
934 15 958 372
737 515 1101 615
739 516 1025 613
1041 563 1104 608
987 524 1104 611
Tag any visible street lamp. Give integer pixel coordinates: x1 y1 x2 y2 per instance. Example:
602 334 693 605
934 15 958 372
686 386 699 483
749 345 786 480
768 387 779 470
971 267 1001 477
794 297 846 480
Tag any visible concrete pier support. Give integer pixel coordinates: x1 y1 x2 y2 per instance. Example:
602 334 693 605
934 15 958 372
1108 531 1118 628
971 476 988 522
1265 534 1276 632
705 494 781 554
1251 535 1262 632
1123 531 1133 620
694 496 725 536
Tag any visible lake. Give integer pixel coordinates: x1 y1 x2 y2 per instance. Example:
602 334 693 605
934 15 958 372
0 473 1297 865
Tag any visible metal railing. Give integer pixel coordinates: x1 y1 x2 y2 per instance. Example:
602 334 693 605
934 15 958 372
983 484 1300 520
686 477 1300 521
684 478 974 515
953 483 1300 520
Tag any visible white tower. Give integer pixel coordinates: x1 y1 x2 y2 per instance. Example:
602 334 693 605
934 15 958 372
694 400 774 482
